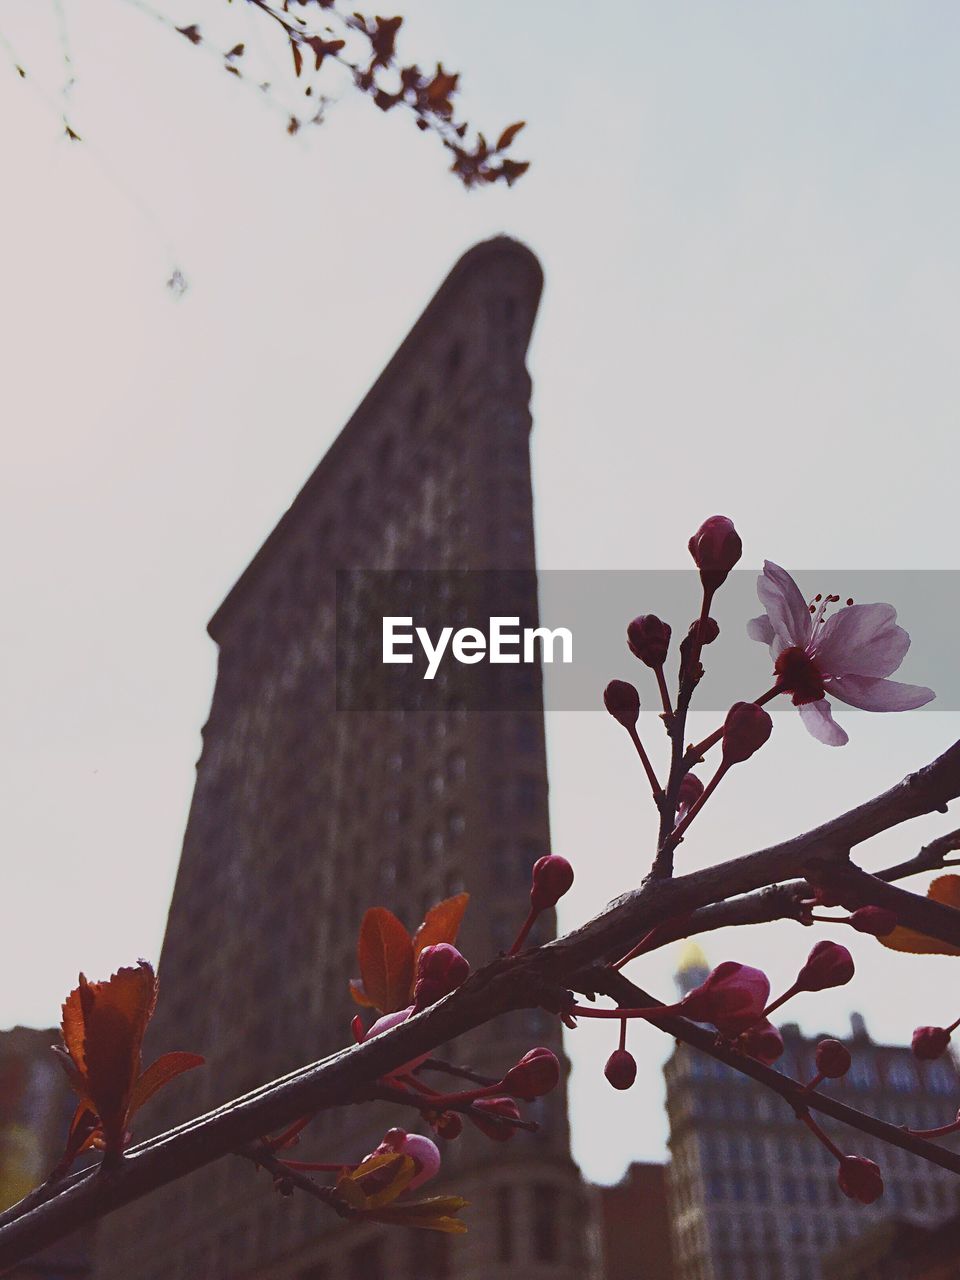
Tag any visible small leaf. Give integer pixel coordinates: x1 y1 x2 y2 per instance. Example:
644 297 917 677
367 1193 469 1232
291 38 303 77
227 43 245 58
412 894 469 963
175 24 202 45
879 875 960 956
129 1052 204 1116
496 121 525 151
357 908 414 1013
287 115 301 135
337 1152 415 1208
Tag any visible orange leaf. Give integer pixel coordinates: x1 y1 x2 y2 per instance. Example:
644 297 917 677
337 1152 415 1209
879 875 960 956
496 121 525 151
365 1193 469 1232
412 894 469 962
129 1052 204 1118
357 909 414 1013
78 962 158 1154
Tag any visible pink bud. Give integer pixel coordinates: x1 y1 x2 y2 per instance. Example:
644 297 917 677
413 943 470 1010
912 1025 952 1061
603 679 641 728
604 1048 637 1090
627 615 672 668
501 1046 561 1101
469 1096 521 1142
362 1005 429 1074
849 907 898 937
676 772 705 819
688 515 742 590
795 940 855 992
721 702 773 765
530 855 574 913
677 961 770 1038
739 1019 784 1065
815 1039 852 1079
370 1129 442 1190
837 1155 883 1205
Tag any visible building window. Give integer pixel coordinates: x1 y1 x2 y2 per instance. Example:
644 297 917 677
532 1183 559 1262
497 1186 513 1263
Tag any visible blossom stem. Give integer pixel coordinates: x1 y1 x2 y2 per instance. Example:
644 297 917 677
627 724 664 801
803 1072 825 1093
903 1117 960 1139
266 1112 317 1152
655 665 674 720
799 1109 844 1162
666 763 729 848
610 912 696 971
763 983 799 1019
618 1017 627 1053
569 1002 673 1021
280 1160 352 1173
686 685 783 763
508 907 539 956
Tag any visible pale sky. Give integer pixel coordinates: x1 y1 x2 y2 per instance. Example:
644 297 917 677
3 1 960 1184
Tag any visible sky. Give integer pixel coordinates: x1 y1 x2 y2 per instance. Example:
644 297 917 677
3 0 960 1185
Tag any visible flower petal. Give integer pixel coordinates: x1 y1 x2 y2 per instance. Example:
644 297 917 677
812 603 910 679
757 562 813 652
746 614 776 646
798 699 849 746
825 675 936 712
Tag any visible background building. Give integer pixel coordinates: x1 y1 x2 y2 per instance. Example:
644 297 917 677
92 238 586 1280
593 1162 676 1280
665 947 960 1280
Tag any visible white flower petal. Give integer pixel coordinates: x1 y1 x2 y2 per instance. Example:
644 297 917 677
812 603 910 679
746 614 776 646
798 699 849 746
825 675 936 712
757 561 813 652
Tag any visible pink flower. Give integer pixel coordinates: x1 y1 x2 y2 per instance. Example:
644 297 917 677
676 961 770 1038
747 561 934 746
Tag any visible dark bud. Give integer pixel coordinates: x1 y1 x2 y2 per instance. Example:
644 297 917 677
604 1048 638 1090
795 940 855 992
912 1026 952 1061
849 906 898 937
687 616 720 646
502 1047 561 1101
815 1038 852 1078
413 943 470 1011
721 702 773 766
530 855 574 912
688 515 743 591
627 615 672 668
603 679 640 728
469 1096 521 1142
837 1155 883 1205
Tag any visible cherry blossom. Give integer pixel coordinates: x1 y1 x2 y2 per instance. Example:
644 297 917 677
747 561 934 746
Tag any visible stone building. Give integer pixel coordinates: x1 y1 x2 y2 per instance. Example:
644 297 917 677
92 238 587 1280
665 946 960 1280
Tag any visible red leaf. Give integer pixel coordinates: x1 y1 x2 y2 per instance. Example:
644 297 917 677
78 963 157 1154
291 38 303 77
412 894 469 963
129 1052 204 1117
496 121 525 151
357 908 414 1013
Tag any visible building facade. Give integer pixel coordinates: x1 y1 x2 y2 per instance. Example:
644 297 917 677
92 239 586 1280
665 948 960 1280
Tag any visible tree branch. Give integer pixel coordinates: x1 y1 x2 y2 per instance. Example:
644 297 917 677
2 738 960 1270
